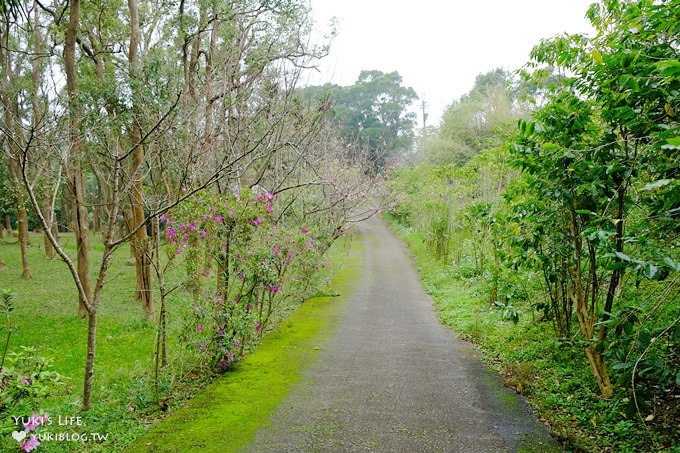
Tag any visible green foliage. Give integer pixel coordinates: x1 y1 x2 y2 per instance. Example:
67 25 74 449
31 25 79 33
387 2 679 448
166 189 338 373
127 235 359 452
421 68 527 166
0 346 67 415
300 70 418 170
0 288 13 370
511 0 679 402
0 226 351 450
388 218 679 451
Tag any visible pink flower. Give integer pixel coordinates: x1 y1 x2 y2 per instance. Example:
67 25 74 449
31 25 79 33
254 217 262 225
256 322 262 331
267 192 274 200
270 285 280 293
20 376 30 386
197 324 204 332
201 230 207 238
202 214 209 220
257 193 264 201
23 413 43 432
188 224 196 231
220 360 228 367
160 214 167 222
215 215 223 223
301 227 308 233
217 328 224 336
20 435 40 452
167 228 176 238
238 273 244 280
273 247 281 256
246 304 253 311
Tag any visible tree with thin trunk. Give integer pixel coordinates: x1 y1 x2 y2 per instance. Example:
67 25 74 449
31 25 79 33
7 0 336 414
127 0 154 318
1 6 32 279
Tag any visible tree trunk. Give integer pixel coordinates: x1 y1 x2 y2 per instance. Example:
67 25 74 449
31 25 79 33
128 0 154 319
6 165 31 279
16 206 32 278
43 194 55 259
152 216 168 367
4 215 10 233
570 207 613 398
92 168 109 236
82 309 98 411
1 20 31 279
599 184 626 344
585 345 613 399
65 0 91 318
0 255 6 270
32 3 54 261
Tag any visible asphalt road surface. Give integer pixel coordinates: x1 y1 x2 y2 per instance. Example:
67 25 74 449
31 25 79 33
246 217 561 452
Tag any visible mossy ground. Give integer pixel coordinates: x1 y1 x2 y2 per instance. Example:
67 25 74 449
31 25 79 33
0 229 359 452
125 234 365 452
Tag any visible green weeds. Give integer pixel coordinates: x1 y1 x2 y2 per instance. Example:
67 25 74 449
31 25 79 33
388 218 679 452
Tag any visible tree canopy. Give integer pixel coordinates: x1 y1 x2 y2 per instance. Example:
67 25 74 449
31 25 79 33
300 70 418 170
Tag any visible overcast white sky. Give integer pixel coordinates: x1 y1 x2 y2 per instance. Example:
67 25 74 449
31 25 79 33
304 0 595 128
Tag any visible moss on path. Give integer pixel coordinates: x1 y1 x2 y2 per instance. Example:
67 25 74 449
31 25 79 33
125 237 363 453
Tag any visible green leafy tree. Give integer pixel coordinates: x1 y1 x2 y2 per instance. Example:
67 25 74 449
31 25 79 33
2 0 337 412
427 68 523 166
511 0 679 398
302 71 418 171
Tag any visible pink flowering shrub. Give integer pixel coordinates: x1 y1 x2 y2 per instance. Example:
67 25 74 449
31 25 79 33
165 189 338 370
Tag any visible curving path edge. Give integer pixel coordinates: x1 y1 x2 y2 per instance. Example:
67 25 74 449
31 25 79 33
245 217 561 452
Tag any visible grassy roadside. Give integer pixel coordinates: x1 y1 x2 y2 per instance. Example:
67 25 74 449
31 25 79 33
0 230 358 452
1 234 173 452
386 218 679 453
125 231 364 452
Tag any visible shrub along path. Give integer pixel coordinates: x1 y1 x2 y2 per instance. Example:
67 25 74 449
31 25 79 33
130 217 561 452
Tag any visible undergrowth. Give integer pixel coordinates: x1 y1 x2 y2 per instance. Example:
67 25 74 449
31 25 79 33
387 218 679 453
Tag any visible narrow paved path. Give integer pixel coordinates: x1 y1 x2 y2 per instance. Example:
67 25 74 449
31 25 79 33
247 218 561 452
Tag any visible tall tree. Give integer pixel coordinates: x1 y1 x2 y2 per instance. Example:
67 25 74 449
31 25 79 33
512 0 679 398
8 0 335 412
429 68 521 166
301 71 418 171
0 4 32 278
127 0 154 317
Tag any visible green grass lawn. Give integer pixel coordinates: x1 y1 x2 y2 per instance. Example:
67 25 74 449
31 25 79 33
0 233 179 451
1 233 157 391
0 231 353 452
